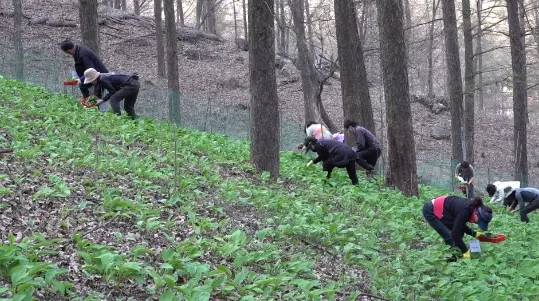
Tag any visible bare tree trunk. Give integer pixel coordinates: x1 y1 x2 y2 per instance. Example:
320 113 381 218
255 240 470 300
375 0 418 196
507 0 528 185
304 0 314 58
441 0 463 161
243 0 248 38
102 0 109 6
233 0 238 40
289 0 317 123
358 1 369 44
196 0 203 29
12 0 23 81
134 0 140 14
334 0 375 132
285 12 292 53
248 0 280 177
122 0 127 10
463 0 475 164
155 0 166 77
164 0 180 123
476 0 483 110
403 0 412 29
79 0 101 57
279 0 286 53
427 0 438 97
177 0 184 26
275 0 281 51
519 0 528 124
114 0 121 8
203 0 217 34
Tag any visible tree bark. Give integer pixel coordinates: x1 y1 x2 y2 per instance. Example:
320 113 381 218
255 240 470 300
441 0 463 162
248 0 280 177
196 0 203 29
427 0 439 97
155 0 166 77
134 0 140 14
289 0 317 123
233 0 238 40
177 0 184 26
205 0 217 34
79 0 101 57
334 0 375 133
114 0 121 8
462 0 475 164
279 0 286 53
518 0 528 124
507 0 528 185
304 0 314 58
164 0 181 123
122 0 127 10
375 0 418 196
242 0 248 39
475 0 483 110
12 0 23 81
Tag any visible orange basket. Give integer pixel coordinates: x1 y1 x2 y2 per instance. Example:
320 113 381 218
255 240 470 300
63 79 79 86
80 97 98 108
456 184 467 190
478 233 506 243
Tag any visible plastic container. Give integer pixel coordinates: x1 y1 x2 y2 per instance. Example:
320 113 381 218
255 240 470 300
80 97 97 108
63 79 79 86
478 233 506 243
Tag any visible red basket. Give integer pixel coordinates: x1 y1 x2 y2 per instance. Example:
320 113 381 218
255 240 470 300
457 184 467 190
478 234 506 243
297 144 304 150
80 97 98 108
63 79 79 86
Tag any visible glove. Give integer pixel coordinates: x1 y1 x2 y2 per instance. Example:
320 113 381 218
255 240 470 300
463 250 471 259
76 79 81 84
306 160 313 167
475 232 485 238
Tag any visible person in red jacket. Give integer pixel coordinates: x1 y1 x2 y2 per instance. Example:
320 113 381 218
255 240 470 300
422 195 493 259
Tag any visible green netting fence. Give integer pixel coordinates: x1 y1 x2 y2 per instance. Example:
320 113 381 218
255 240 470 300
0 39 534 194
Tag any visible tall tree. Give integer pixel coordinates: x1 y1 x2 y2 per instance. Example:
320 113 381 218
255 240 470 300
233 0 238 40
475 0 484 109
196 0 203 29
114 0 121 8
122 0 127 10
334 0 375 133
375 0 418 196
427 0 439 97
506 0 528 185
163 0 180 123
12 0 23 81
205 0 217 34
289 0 316 123
248 0 280 176
462 0 475 163
243 0 248 38
304 0 314 57
441 0 463 162
177 0 184 26
518 0 528 124
134 0 141 14
278 0 286 53
79 0 101 57
155 0 166 77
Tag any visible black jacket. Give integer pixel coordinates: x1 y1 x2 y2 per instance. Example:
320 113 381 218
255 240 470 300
312 140 357 170
439 196 478 252
73 45 109 78
98 73 136 101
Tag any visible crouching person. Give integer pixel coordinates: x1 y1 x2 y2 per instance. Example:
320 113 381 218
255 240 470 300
423 195 493 259
504 187 539 223
304 137 358 185
83 68 140 119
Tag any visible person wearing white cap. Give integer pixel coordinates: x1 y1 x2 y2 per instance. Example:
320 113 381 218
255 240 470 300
504 187 539 223
83 68 140 119
486 181 521 204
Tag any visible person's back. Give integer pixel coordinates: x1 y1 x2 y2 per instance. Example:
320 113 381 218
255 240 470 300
99 72 132 90
74 45 109 77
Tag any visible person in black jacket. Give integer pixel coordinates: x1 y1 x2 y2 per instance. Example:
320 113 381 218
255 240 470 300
344 119 381 179
423 195 493 259
83 68 140 119
304 137 358 185
60 40 109 100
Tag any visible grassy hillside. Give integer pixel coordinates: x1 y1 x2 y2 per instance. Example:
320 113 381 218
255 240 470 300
1 76 538 301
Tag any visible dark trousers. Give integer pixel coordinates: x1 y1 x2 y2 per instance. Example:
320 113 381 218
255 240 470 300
356 146 381 171
325 160 359 185
423 201 453 246
520 199 539 222
109 79 140 119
